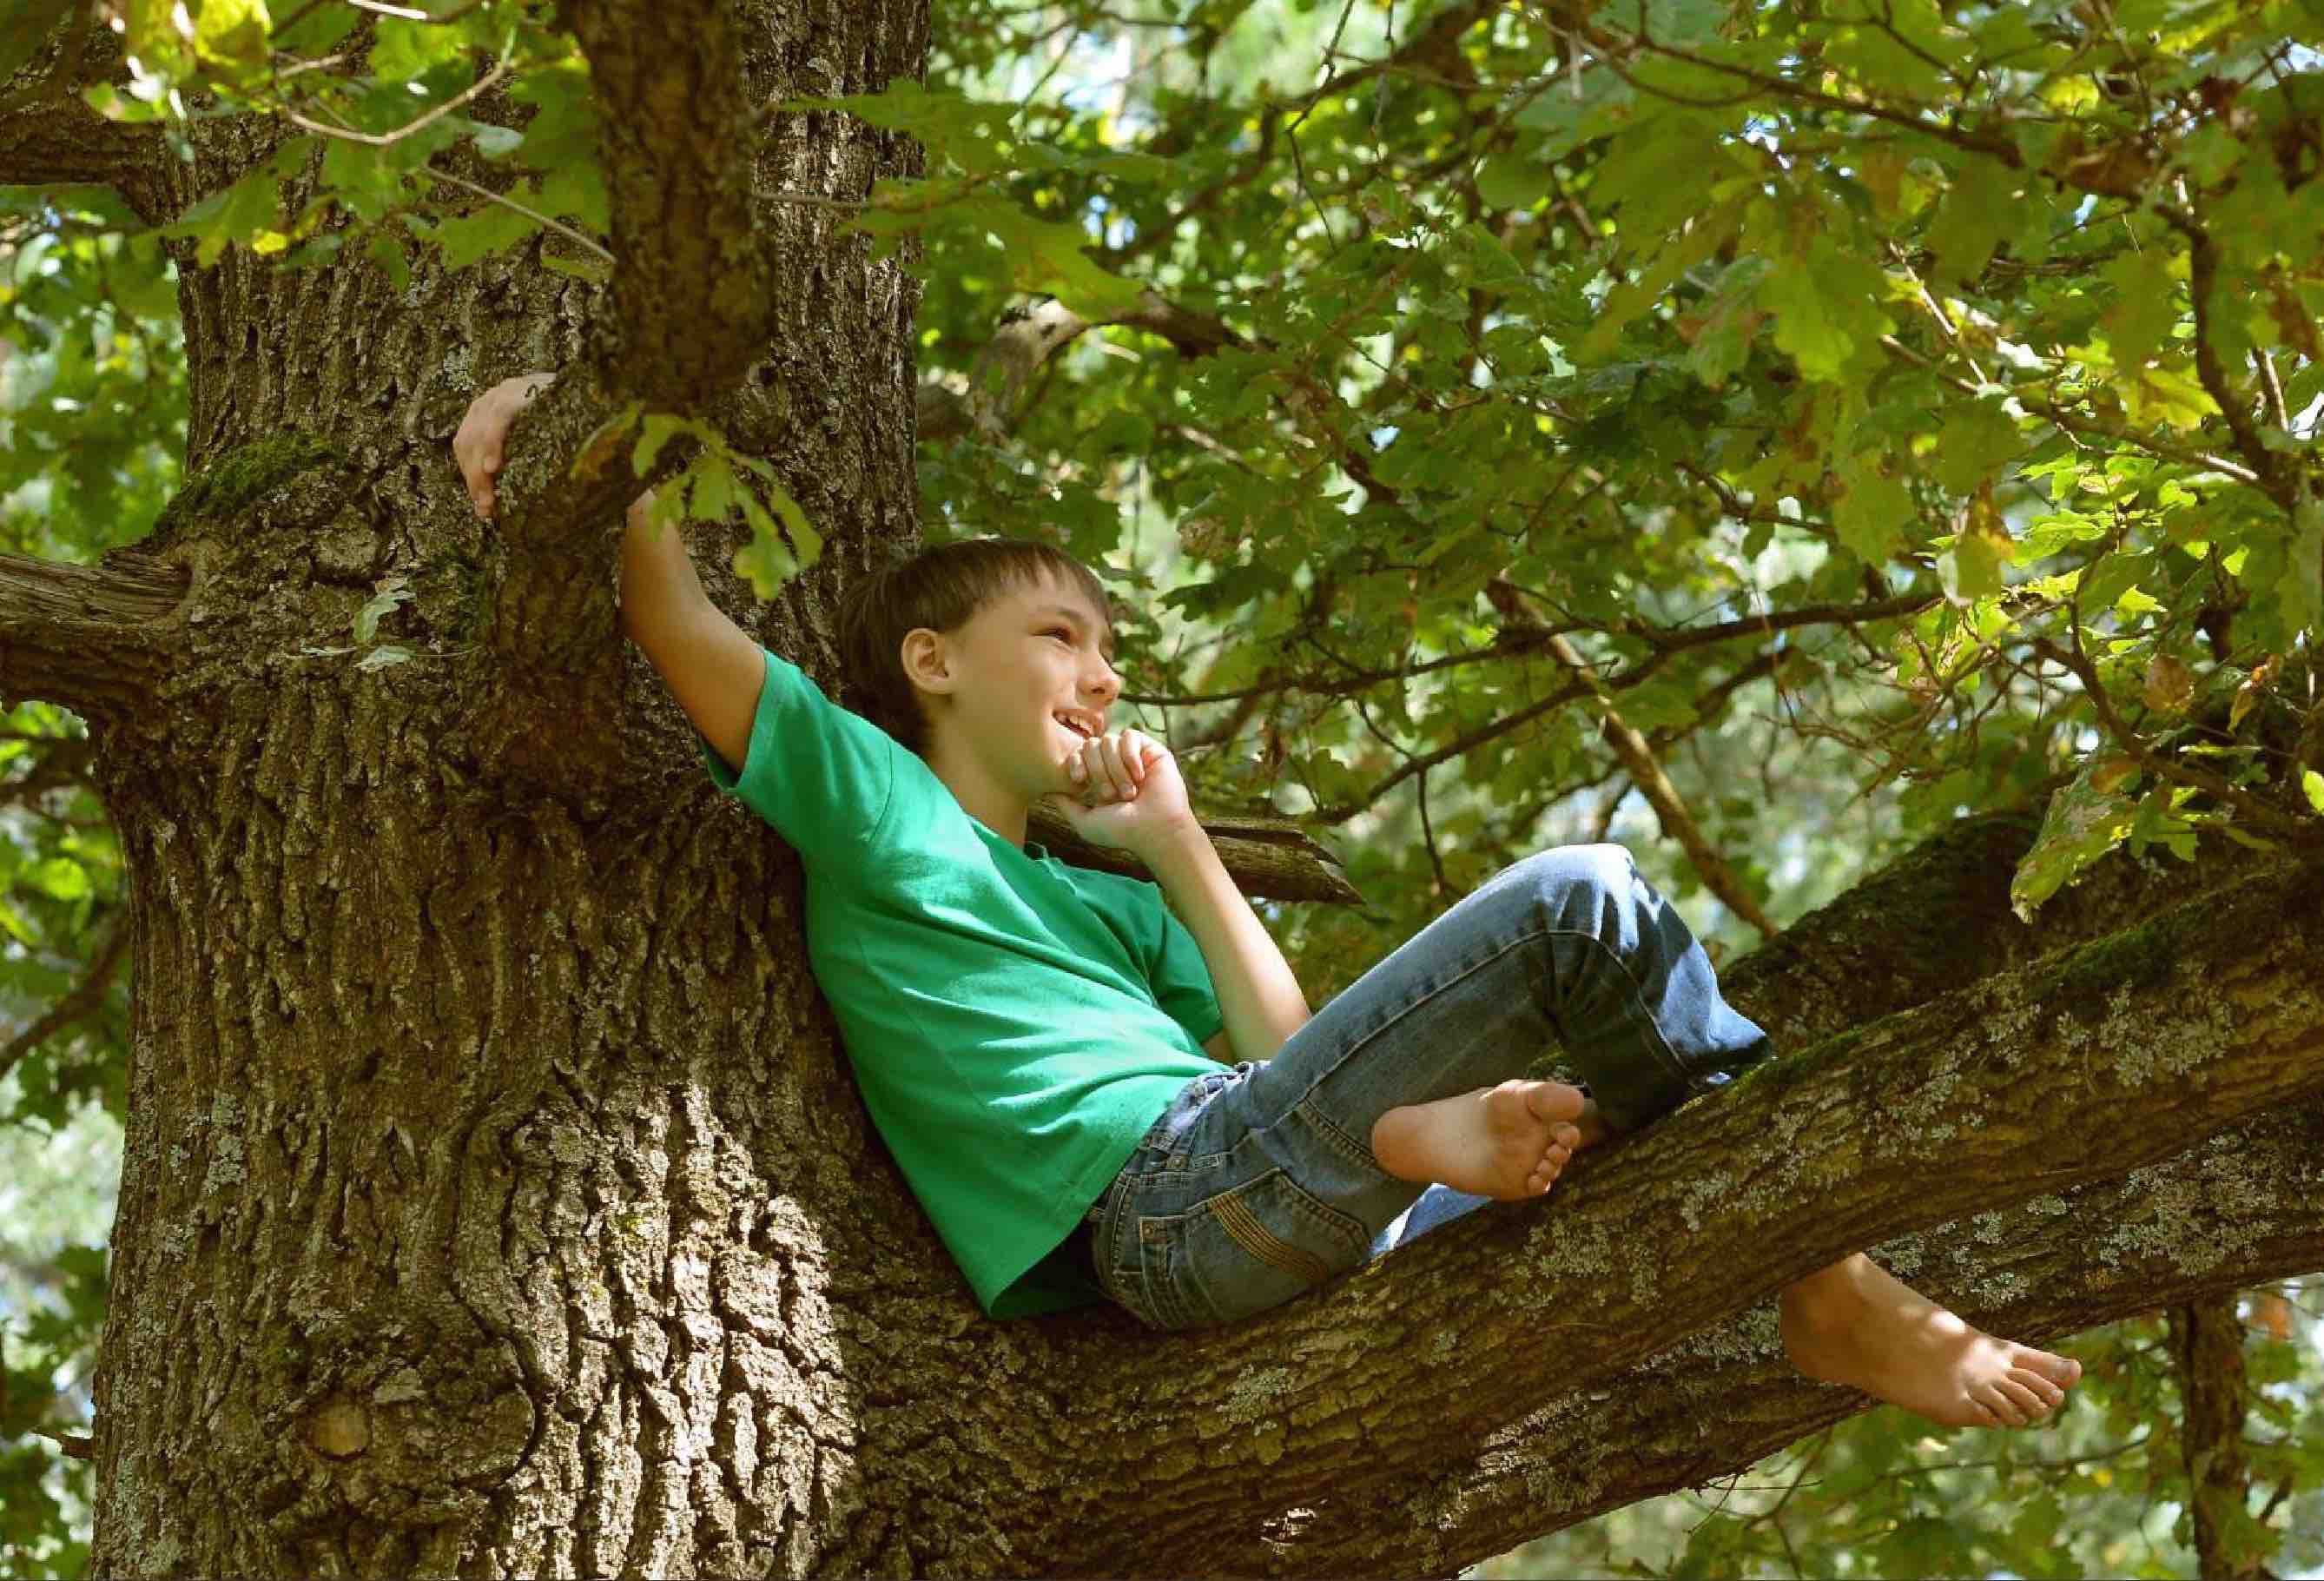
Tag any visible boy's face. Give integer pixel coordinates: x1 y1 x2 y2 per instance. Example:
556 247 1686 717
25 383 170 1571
907 573 1121 795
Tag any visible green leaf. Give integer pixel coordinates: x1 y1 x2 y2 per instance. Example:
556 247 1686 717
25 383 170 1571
322 135 413 225
2011 759 2139 921
29 858 89 902
632 413 690 480
2077 551 2156 618
1759 237 1892 381
1833 457 1915 563
2303 769 2324 814
1512 63 1632 149
539 247 612 283
164 158 291 268
1930 399 2023 494
1939 488 2014 599
427 195 541 271
2122 363 2220 430
1476 152 1550 212
367 230 413 294
781 83 1013 176
732 470 822 599
685 452 736 525
193 0 271 72
353 576 412 645
2278 501 2323 637
367 15 478 83
2102 245 2179 371
926 195 1142 319
1926 157 2018 287
355 644 413 671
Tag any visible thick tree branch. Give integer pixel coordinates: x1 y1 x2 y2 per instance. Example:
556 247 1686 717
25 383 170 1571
454 368 650 783
556 0 777 411
1033 852 2324 1573
1268 1102 2324 1578
0 549 187 725
1032 807 1359 904
919 290 1247 443
0 15 166 215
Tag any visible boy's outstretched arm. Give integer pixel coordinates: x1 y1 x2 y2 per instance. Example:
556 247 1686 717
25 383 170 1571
453 374 764 776
1145 823 1310 1065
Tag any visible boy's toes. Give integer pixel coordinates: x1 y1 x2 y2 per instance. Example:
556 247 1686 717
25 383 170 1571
1997 1378 2049 1421
1519 1082 1587 1127
1972 1384 2027 1426
1527 1144 1572 1194
2025 1351 2083 1389
2011 1368 2065 1411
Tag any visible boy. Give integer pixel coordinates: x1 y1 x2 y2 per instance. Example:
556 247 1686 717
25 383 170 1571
455 374 2081 1431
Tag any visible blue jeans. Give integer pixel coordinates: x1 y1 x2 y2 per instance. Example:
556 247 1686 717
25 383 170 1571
1082 845 1772 1330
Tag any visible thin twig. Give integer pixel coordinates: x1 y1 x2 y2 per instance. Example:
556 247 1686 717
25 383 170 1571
284 60 509 148
0 912 129 1093
415 165 615 264
32 1429 93 1461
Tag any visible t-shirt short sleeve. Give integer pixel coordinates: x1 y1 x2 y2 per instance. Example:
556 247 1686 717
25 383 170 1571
702 647 897 850
1148 898 1224 1048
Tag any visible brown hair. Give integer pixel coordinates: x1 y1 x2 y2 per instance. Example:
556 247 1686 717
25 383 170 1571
835 537 1114 755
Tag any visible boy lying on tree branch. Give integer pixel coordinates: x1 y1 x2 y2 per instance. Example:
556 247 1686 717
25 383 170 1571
454 374 2080 1431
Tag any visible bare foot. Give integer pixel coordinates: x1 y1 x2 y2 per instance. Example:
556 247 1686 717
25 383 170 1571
1779 1254 2083 1429
1370 1081 1598 1201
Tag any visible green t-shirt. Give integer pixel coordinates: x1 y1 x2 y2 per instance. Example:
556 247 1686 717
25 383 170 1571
703 647 1224 1317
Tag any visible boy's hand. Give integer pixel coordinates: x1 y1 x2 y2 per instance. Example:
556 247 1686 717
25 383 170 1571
1051 729 1195 859
452 372 556 519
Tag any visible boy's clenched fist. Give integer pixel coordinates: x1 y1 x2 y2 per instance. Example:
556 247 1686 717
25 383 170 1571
1052 728 1193 858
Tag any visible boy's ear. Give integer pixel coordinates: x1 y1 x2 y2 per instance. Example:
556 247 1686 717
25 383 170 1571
899 628 954 696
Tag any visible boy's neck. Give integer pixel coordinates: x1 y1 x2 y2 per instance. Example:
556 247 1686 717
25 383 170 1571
921 731 1033 849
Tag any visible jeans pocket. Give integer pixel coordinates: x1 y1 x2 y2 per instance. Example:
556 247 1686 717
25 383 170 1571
1151 1168 1370 1327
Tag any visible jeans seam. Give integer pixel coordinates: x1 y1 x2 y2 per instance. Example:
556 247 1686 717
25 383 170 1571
1297 1095 1388 1174
1283 926 1551 1132
1286 918 1710 1151
1540 926 1700 1095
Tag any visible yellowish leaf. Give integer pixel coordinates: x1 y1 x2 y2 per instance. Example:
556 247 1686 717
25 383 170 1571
2142 653 2195 714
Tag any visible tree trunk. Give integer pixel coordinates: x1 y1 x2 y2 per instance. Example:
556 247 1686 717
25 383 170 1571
79 3 954 1571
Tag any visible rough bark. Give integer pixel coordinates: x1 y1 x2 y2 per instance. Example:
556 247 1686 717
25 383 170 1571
2171 1294 2278 1580
0 1 2309 1577
79 3 939 1574
0 16 168 215
0 549 187 724
557 0 780 411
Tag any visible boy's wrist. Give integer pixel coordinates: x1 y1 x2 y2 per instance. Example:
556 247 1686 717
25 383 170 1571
1133 815 1213 873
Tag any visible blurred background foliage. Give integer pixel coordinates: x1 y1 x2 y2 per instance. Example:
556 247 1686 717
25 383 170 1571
3 0 2321 1573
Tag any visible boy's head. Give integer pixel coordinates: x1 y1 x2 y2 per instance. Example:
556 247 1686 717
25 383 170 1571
837 538 1121 785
